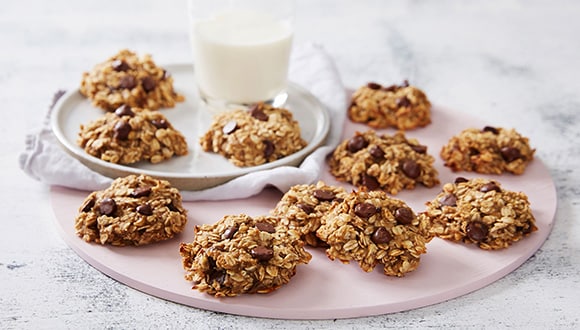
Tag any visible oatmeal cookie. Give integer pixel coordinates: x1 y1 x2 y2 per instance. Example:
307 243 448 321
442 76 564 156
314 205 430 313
179 214 311 297
328 130 439 195
271 181 348 247
200 103 307 167
421 177 537 250
75 174 187 246
80 49 184 111
316 190 429 277
440 126 535 175
77 105 188 164
348 81 431 129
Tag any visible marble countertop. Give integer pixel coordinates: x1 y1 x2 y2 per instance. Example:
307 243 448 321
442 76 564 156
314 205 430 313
2 0 579 328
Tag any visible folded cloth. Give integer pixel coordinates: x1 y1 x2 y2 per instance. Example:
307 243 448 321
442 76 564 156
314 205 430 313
19 43 348 201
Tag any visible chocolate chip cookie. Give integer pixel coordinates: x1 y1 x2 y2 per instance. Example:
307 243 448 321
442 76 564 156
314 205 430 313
199 103 307 167
421 177 537 250
75 174 187 246
328 130 439 195
316 190 430 277
348 81 431 130
440 126 535 174
271 181 348 247
80 49 184 111
179 214 312 297
77 105 188 164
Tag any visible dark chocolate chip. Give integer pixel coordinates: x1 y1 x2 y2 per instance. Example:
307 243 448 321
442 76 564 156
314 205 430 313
454 177 469 184
207 258 226 285
466 221 488 242
382 84 398 92
401 80 410 87
482 126 499 134
81 198 95 212
369 145 385 159
263 140 275 158
371 227 392 244
113 121 131 140
401 159 421 179
210 271 226 286
136 204 153 216
480 182 501 193
313 189 336 201
250 246 274 261
131 186 152 198
394 207 414 225
354 202 377 218
410 144 427 154
500 147 521 162
469 147 480 155
118 75 137 89
347 135 368 153
222 120 237 134
114 105 134 117
439 194 457 207
99 198 117 216
141 76 156 92
151 119 169 129
367 82 382 90
167 203 179 212
297 203 314 214
396 96 411 107
361 173 380 190
255 222 276 233
222 226 238 240
250 105 268 121
522 224 534 235
111 59 130 72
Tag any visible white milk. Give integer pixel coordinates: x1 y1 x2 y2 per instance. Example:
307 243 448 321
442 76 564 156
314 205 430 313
191 10 293 104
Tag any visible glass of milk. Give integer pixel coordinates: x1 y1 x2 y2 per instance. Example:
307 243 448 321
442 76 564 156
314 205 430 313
188 0 294 109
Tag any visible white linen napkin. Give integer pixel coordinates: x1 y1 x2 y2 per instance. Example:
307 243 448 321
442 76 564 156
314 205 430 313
19 43 348 201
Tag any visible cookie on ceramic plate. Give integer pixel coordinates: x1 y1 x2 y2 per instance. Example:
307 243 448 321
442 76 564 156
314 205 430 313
316 189 430 277
77 105 188 164
75 174 187 246
421 177 537 250
440 126 535 175
200 103 307 167
271 181 348 247
348 80 431 130
328 130 439 195
80 49 184 111
179 214 311 297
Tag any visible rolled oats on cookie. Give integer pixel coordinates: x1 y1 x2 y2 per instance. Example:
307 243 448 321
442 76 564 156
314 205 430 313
271 181 348 247
179 214 311 297
75 174 187 246
421 177 537 250
200 103 307 167
77 105 188 164
328 130 439 195
348 81 431 130
316 190 430 277
80 49 184 111
440 126 535 175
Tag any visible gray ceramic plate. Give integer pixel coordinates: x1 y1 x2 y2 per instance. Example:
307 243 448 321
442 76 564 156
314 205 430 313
50 63 330 190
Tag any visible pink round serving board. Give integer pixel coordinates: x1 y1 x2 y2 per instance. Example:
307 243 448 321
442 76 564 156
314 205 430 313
50 105 557 319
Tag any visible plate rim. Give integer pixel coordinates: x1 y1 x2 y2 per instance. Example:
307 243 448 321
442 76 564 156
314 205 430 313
50 63 330 182
48 103 559 319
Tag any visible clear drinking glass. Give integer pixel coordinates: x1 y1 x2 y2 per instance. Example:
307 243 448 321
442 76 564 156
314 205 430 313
188 0 295 109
